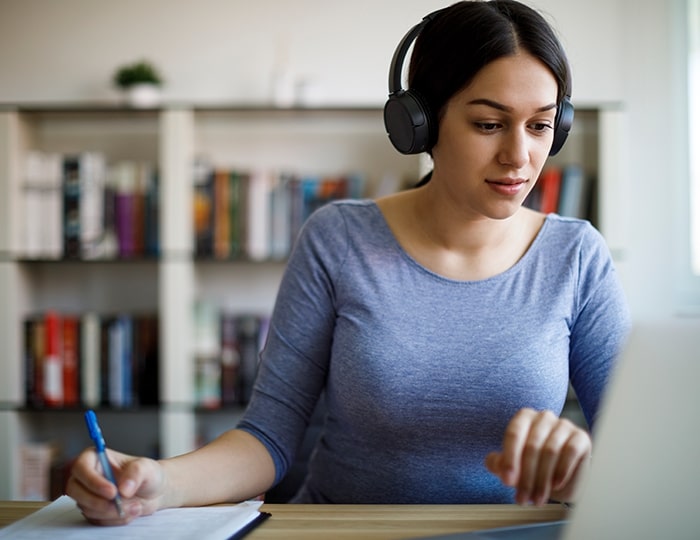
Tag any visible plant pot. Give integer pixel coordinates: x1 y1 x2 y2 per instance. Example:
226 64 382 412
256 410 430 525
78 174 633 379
124 84 161 108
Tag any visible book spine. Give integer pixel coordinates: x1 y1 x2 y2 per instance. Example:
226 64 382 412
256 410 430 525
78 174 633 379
120 315 133 407
236 315 261 405
220 313 240 406
61 315 80 407
145 168 160 257
62 156 81 259
81 312 101 408
44 153 64 259
246 169 272 261
23 318 42 407
108 318 124 408
113 162 137 259
43 311 63 407
20 443 56 501
135 314 159 406
214 168 231 259
193 167 214 257
80 153 106 259
538 167 562 214
229 171 241 257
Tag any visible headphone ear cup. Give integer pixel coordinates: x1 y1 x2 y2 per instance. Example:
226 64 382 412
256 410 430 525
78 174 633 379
384 89 435 154
550 96 574 156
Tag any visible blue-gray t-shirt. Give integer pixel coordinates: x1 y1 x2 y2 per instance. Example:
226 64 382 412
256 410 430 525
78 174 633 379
239 200 631 503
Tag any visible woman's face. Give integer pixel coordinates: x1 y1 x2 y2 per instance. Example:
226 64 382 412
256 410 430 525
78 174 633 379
430 51 559 221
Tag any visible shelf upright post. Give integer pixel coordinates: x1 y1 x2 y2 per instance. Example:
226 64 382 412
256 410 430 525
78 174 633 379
159 108 197 458
0 111 25 498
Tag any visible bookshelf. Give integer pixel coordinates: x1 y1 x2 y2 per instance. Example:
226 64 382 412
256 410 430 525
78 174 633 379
0 103 624 500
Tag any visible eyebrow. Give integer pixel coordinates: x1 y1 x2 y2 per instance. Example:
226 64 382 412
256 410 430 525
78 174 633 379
466 98 557 113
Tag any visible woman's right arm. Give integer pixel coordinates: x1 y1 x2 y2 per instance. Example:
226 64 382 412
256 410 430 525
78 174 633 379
66 428 275 526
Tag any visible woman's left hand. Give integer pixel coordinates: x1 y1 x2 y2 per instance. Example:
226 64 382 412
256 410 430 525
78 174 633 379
485 408 592 506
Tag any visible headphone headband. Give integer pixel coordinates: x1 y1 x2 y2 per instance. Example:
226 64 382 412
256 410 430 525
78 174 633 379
388 10 446 95
383 7 574 156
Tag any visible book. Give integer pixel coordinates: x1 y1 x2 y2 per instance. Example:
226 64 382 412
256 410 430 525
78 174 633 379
62 153 106 259
237 315 262 405
144 167 160 257
61 315 80 407
43 311 63 407
193 301 221 408
557 164 590 219
80 312 101 408
246 169 272 261
134 314 159 406
193 164 215 257
213 168 231 259
0 495 269 540
220 312 241 406
538 166 562 214
19 443 57 501
112 161 138 259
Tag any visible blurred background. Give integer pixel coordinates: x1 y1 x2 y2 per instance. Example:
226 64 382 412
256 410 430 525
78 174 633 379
0 0 697 501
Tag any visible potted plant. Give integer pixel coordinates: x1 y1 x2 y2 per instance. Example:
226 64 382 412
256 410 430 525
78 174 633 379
113 60 164 108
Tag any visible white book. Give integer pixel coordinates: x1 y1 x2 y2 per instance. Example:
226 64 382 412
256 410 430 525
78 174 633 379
42 153 64 259
80 312 101 408
80 153 106 259
246 169 272 261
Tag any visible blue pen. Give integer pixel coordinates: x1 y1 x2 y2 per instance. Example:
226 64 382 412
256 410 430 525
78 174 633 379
84 410 125 518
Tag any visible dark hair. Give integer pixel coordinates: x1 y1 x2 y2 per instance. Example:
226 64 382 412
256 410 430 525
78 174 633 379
409 0 571 133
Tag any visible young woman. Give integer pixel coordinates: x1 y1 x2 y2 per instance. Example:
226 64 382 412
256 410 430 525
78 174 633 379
67 0 630 524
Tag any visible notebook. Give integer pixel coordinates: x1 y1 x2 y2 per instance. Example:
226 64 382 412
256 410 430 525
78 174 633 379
411 317 700 540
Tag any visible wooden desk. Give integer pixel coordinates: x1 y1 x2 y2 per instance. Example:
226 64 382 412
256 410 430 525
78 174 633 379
0 501 568 540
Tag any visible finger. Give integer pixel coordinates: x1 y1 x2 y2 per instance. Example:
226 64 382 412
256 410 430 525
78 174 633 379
68 449 118 500
531 419 575 505
516 410 558 505
552 429 591 491
500 408 538 487
484 451 502 475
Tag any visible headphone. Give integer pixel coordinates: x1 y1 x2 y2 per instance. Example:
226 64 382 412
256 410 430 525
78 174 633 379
383 9 574 156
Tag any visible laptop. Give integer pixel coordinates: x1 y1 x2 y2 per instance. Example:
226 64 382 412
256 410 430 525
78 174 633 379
411 317 700 540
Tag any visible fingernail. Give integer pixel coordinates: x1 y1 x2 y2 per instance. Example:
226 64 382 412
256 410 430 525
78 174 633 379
127 502 142 517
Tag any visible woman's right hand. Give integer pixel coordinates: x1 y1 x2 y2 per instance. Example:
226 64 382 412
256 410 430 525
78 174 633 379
66 446 166 526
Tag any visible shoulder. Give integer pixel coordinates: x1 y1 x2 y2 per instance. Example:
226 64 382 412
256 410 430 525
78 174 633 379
290 199 382 267
301 199 383 242
540 214 610 257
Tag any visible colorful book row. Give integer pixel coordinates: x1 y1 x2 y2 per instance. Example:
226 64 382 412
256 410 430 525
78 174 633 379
24 311 159 409
193 165 365 261
22 150 159 260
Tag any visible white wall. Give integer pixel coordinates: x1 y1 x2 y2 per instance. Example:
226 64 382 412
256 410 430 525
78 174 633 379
0 0 691 320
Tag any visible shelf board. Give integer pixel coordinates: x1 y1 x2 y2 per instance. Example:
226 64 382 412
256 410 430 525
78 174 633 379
0 102 385 114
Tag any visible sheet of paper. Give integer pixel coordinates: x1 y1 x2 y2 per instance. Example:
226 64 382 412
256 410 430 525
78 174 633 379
0 495 264 539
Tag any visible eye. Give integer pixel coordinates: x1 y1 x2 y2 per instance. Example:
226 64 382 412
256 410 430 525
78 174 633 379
529 122 553 133
475 122 502 132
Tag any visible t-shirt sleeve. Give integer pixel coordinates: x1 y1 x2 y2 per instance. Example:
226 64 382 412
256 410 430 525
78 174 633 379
568 224 631 430
236 203 348 484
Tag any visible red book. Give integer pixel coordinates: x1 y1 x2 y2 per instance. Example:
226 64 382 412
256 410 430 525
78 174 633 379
538 167 562 214
62 315 80 407
43 312 63 407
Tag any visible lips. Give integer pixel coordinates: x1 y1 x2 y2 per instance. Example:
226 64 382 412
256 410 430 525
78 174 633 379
485 177 528 196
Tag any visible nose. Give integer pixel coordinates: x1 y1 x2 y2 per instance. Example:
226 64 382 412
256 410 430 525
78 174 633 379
497 128 529 169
